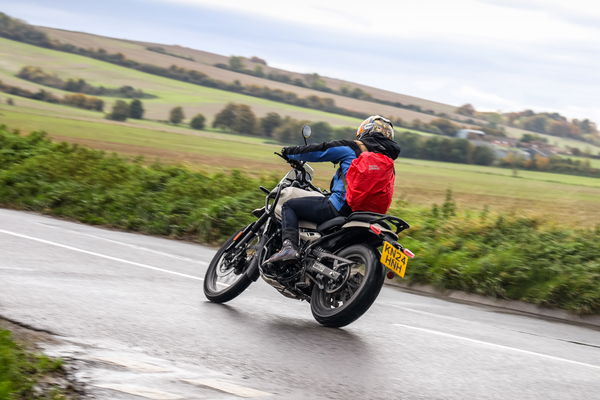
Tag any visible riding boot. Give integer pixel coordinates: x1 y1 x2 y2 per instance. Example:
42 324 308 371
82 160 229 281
264 239 299 264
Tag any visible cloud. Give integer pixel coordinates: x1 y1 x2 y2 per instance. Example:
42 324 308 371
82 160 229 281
154 0 600 43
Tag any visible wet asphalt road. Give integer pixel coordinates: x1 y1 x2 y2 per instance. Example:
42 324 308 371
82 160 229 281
0 208 599 400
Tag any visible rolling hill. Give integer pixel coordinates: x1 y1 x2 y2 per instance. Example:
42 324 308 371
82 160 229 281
25 26 599 154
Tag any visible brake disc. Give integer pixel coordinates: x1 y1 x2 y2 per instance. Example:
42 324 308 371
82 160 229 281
324 260 352 294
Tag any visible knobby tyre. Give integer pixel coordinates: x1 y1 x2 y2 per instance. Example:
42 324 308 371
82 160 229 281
203 229 257 303
310 244 385 328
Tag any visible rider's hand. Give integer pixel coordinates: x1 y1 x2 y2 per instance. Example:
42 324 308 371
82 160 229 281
281 147 291 156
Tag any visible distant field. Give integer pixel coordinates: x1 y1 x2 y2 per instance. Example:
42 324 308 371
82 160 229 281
1 102 598 227
0 37 364 126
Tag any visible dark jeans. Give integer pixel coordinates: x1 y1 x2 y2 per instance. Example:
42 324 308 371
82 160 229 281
281 196 339 244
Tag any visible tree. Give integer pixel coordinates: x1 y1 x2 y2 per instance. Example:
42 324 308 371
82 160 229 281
106 100 129 121
273 117 306 144
213 103 237 130
521 115 548 133
533 154 550 170
129 99 144 119
253 65 265 77
310 121 333 142
304 73 328 91
190 113 206 130
259 112 282 137
520 133 547 143
169 106 185 124
232 104 256 135
547 120 572 137
472 145 496 165
228 56 245 71
250 56 267 65
578 118 597 134
429 118 459 136
456 103 476 117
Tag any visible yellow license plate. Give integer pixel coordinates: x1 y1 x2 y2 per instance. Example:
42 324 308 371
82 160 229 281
380 242 409 278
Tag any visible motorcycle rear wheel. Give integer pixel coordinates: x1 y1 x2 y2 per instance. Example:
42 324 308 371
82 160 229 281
310 244 385 328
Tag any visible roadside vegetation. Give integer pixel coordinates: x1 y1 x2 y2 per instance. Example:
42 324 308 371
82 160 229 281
1 103 598 227
0 126 598 314
0 330 67 399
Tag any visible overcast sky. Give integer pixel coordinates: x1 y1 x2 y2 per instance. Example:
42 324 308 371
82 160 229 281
2 0 599 121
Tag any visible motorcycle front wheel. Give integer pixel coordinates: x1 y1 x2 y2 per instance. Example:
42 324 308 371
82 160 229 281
310 244 385 328
203 229 258 303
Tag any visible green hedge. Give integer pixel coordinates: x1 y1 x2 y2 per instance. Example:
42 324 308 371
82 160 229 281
1 127 598 314
392 195 600 314
0 126 271 243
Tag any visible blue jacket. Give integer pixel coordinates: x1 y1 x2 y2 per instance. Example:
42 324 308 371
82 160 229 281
283 134 401 212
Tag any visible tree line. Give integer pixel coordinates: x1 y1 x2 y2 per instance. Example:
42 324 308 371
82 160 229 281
216 56 459 119
105 100 206 129
459 103 599 142
210 103 496 165
0 79 104 111
209 103 600 176
17 66 155 98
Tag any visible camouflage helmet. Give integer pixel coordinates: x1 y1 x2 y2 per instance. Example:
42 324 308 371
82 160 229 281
356 115 394 139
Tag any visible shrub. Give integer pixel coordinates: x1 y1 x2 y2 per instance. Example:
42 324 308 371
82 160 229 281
169 106 185 124
129 99 144 119
106 100 129 121
190 113 206 130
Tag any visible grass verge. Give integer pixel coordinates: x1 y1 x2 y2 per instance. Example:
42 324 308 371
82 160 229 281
0 330 66 400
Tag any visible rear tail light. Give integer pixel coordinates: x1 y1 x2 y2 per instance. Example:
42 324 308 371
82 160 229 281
403 248 415 258
369 225 382 235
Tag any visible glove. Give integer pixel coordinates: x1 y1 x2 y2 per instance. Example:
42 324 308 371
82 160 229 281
281 146 291 156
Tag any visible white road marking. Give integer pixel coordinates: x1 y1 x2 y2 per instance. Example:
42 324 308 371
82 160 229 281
0 229 205 282
182 378 272 398
93 384 183 399
36 222 208 264
393 323 600 370
0 267 35 272
386 303 477 324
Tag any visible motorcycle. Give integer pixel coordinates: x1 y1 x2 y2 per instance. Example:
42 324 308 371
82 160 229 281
203 126 414 327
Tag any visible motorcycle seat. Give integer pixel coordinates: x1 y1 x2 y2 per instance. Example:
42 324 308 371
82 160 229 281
347 212 387 223
316 216 347 232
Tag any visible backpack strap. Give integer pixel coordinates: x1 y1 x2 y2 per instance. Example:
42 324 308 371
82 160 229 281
354 140 368 154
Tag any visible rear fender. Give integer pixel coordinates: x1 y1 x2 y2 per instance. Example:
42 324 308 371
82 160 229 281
312 227 384 254
341 221 398 239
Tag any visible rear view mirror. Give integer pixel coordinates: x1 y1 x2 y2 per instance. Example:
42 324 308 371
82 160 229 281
302 125 312 139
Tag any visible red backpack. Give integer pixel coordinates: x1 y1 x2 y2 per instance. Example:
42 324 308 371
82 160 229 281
345 141 395 214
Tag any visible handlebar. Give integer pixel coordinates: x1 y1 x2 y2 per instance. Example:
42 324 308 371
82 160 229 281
274 152 305 170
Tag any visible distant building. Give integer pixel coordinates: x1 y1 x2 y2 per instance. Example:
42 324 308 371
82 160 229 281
456 129 485 139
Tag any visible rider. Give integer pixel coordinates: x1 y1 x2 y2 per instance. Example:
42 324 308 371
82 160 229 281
265 115 401 264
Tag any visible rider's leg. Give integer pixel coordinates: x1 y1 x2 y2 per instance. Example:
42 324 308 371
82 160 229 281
266 197 339 264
